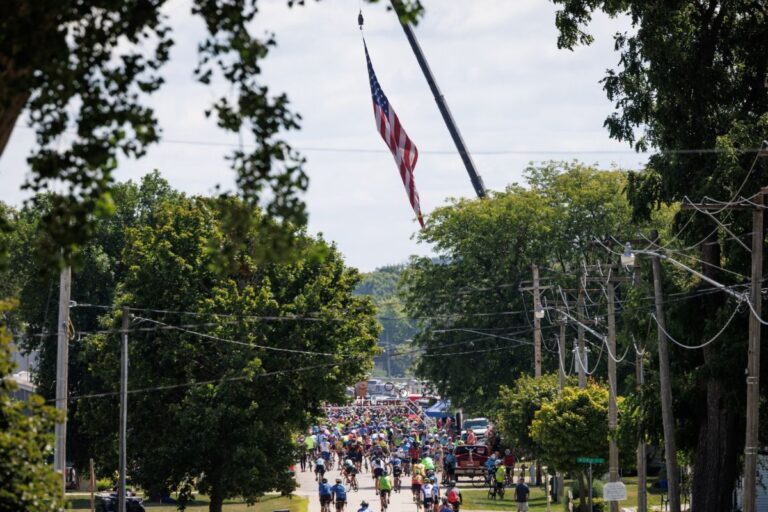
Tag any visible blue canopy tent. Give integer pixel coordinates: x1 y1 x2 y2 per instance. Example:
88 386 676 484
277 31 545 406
424 399 454 418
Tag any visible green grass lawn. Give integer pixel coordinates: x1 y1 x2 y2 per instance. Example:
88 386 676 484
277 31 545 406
66 493 308 512
461 476 666 511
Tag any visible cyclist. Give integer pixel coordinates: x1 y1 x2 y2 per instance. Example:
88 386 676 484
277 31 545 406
371 454 385 494
315 455 327 482
411 469 424 504
503 449 515 483
379 471 393 509
343 459 358 489
331 478 348 512
429 476 441 512
446 481 462 512
358 501 370 512
443 450 456 484
391 454 403 493
494 460 506 497
421 479 435 512
319 478 333 512
438 497 453 512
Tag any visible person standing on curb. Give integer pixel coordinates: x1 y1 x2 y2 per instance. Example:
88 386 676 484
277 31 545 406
513 477 529 512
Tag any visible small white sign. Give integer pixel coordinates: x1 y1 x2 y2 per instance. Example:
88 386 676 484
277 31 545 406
603 482 628 501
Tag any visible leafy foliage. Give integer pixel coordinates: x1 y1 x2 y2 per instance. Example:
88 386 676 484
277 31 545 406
530 384 609 476
0 0 425 264
401 162 656 413
0 299 63 512
355 265 417 377
549 3 768 508
71 192 378 512
495 373 576 453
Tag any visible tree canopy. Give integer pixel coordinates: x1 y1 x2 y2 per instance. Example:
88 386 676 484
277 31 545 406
0 299 63 512
549 2 768 509
401 162 663 413
0 0 424 262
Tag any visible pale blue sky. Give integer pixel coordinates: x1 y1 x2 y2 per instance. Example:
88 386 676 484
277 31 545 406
0 0 646 271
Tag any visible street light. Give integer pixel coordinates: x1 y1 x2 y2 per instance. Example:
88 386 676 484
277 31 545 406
621 242 636 267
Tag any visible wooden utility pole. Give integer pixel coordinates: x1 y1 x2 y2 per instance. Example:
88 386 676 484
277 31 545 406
606 281 619 512
744 192 764 512
118 306 129 512
558 319 566 391
533 264 542 378
649 231 681 512
636 348 648 512
576 290 586 388
53 265 71 494
89 458 96 512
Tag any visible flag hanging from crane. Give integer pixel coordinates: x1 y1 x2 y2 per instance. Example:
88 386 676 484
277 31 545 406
363 40 425 228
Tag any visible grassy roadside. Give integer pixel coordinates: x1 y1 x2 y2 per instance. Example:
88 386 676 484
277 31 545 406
461 477 667 511
66 493 308 512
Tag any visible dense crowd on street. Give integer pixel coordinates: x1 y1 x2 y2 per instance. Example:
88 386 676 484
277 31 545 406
297 403 532 512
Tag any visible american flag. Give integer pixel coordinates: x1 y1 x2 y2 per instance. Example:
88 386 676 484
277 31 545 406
364 41 424 228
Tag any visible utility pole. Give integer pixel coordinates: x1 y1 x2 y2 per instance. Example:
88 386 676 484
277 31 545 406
678 191 766 511
54 265 71 494
533 264 542 378
118 306 129 512
636 347 647 512
606 281 619 512
388 0 486 199
558 319 566 391
576 289 586 388
744 191 764 512
649 231 681 512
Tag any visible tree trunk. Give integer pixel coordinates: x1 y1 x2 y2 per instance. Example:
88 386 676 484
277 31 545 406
577 471 587 512
691 377 740 512
690 232 741 512
0 89 29 158
209 487 224 512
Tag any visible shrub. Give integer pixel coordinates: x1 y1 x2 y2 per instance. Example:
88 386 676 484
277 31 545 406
96 478 113 491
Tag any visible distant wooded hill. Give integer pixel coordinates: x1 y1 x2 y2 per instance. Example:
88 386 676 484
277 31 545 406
354 265 416 377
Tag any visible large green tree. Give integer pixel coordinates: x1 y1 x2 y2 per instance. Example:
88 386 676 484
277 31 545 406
530 384 610 512
401 162 654 413
2 172 182 472
550 2 768 509
0 299 63 512
75 194 378 512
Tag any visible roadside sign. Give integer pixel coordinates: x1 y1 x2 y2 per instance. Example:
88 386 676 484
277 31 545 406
576 457 605 464
603 482 628 501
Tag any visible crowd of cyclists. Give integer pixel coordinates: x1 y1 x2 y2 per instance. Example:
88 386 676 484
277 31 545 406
297 404 531 512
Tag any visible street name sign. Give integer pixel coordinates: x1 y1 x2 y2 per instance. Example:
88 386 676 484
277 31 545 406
576 457 605 464
602 482 628 501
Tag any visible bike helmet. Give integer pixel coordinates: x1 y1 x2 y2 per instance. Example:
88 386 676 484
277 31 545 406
336 478 342 483
505 449 511 455
495 460 502 466
441 498 449 504
382 471 389 476
361 501 369 507
449 481 456 487
431 476 437 483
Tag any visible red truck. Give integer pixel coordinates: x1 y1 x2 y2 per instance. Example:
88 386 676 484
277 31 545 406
453 444 490 484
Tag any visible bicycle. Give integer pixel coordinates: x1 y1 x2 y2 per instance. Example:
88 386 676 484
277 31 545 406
380 491 390 512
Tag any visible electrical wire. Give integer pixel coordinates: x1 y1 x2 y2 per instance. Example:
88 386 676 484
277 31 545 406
650 300 742 349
